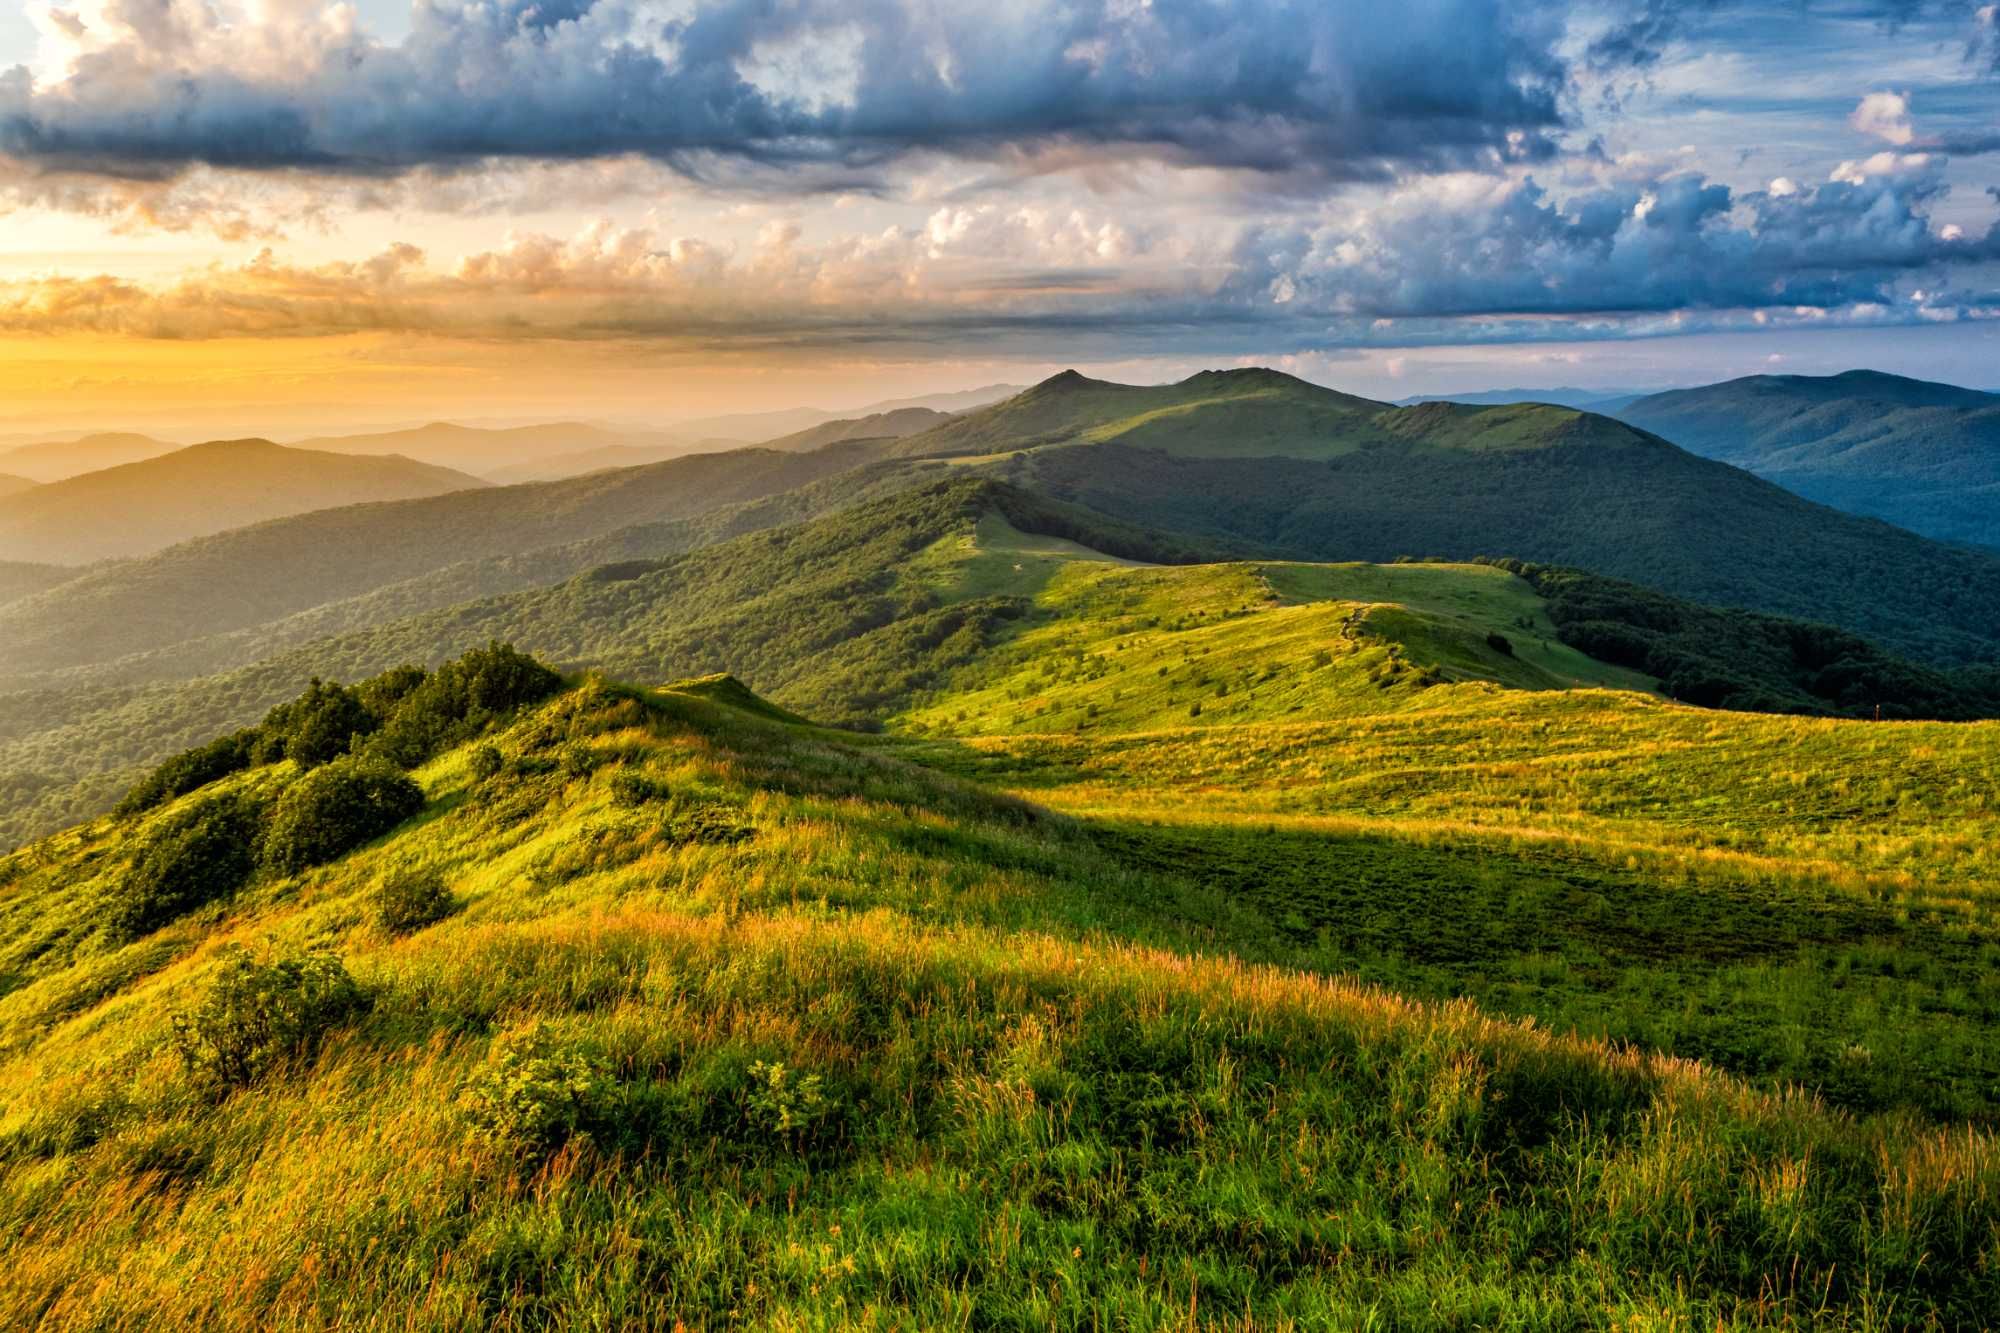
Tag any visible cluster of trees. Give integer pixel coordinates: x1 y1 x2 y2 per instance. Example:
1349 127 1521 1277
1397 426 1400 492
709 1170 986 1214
111 764 426 939
1490 561 2000 721
118 642 563 816
105 643 565 940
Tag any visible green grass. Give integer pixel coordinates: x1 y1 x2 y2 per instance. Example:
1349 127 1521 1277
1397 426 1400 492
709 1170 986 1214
5 487 2000 1327
1 679 1997 1328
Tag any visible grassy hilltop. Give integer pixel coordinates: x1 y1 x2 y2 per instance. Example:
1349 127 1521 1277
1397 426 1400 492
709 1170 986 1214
2 495 1999 1325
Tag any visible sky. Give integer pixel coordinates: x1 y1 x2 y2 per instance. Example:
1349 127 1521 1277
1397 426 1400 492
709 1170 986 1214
1 0 1999 436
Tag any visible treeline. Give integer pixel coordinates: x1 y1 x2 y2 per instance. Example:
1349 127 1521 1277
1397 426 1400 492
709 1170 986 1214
1487 561 2000 720
101 642 564 941
118 642 563 815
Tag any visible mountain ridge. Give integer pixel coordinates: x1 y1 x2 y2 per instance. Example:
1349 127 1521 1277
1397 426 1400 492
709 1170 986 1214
0 440 488 565
1616 369 2000 546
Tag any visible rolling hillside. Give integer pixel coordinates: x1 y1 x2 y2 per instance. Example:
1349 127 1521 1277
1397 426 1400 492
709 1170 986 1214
0 441 487 565
0 442 905 680
0 432 178 482
1 611 1996 1323
2 478 1990 852
1616 370 2000 546
881 369 2000 663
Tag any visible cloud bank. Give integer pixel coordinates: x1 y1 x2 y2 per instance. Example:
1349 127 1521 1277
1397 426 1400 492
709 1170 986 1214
1 0 1572 183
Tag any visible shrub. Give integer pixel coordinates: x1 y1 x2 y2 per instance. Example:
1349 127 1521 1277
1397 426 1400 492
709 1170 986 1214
608 771 660 807
372 867 456 934
467 744 505 782
1486 632 1515 657
371 643 565 769
116 730 260 816
262 759 425 876
263 678 379 769
110 793 261 939
460 1024 617 1159
171 949 368 1091
356 664 428 718
743 1060 830 1137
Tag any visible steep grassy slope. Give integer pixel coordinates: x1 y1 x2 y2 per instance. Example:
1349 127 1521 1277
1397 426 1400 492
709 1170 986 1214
0 432 176 482
0 674 1996 1327
0 441 901 680
0 441 487 565
1616 370 2000 546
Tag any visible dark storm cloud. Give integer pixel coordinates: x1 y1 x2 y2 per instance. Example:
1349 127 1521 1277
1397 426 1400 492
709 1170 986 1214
0 0 1582 182
1226 167 2000 321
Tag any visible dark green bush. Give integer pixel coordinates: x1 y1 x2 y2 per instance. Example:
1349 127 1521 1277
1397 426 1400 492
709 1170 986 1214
372 867 456 934
355 664 427 718
260 678 380 769
608 771 660 807
262 759 425 876
460 1024 617 1160
171 949 368 1091
466 745 505 782
116 730 259 816
109 792 261 939
370 642 564 769
1485 632 1514 656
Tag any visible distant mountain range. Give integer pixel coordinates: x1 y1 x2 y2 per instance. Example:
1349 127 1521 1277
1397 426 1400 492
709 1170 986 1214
1613 370 2000 548
760 407 954 453
0 474 35 500
284 421 709 479
1397 386 1647 411
671 385 1021 440
0 432 182 482
0 440 485 564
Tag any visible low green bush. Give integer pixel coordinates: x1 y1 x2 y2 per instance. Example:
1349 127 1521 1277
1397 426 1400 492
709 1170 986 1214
607 771 661 807
115 730 260 817
262 760 425 876
742 1060 830 1137
460 1024 617 1160
171 949 369 1091
109 793 261 939
261 678 379 769
370 642 564 769
371 867 455 934
466 745 505 782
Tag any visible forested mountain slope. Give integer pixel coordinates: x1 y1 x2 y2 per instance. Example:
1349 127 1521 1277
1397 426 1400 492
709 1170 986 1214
1616 369 2000 546
0 441 902 680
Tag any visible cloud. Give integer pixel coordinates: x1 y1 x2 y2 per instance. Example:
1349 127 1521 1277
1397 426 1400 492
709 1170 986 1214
9 156 1998 358
0 0 1582 187
1852 91 1915 145
1220 162 2000 324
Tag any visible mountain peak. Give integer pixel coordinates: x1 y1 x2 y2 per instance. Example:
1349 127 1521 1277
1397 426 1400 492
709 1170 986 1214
1031 369 1099 393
